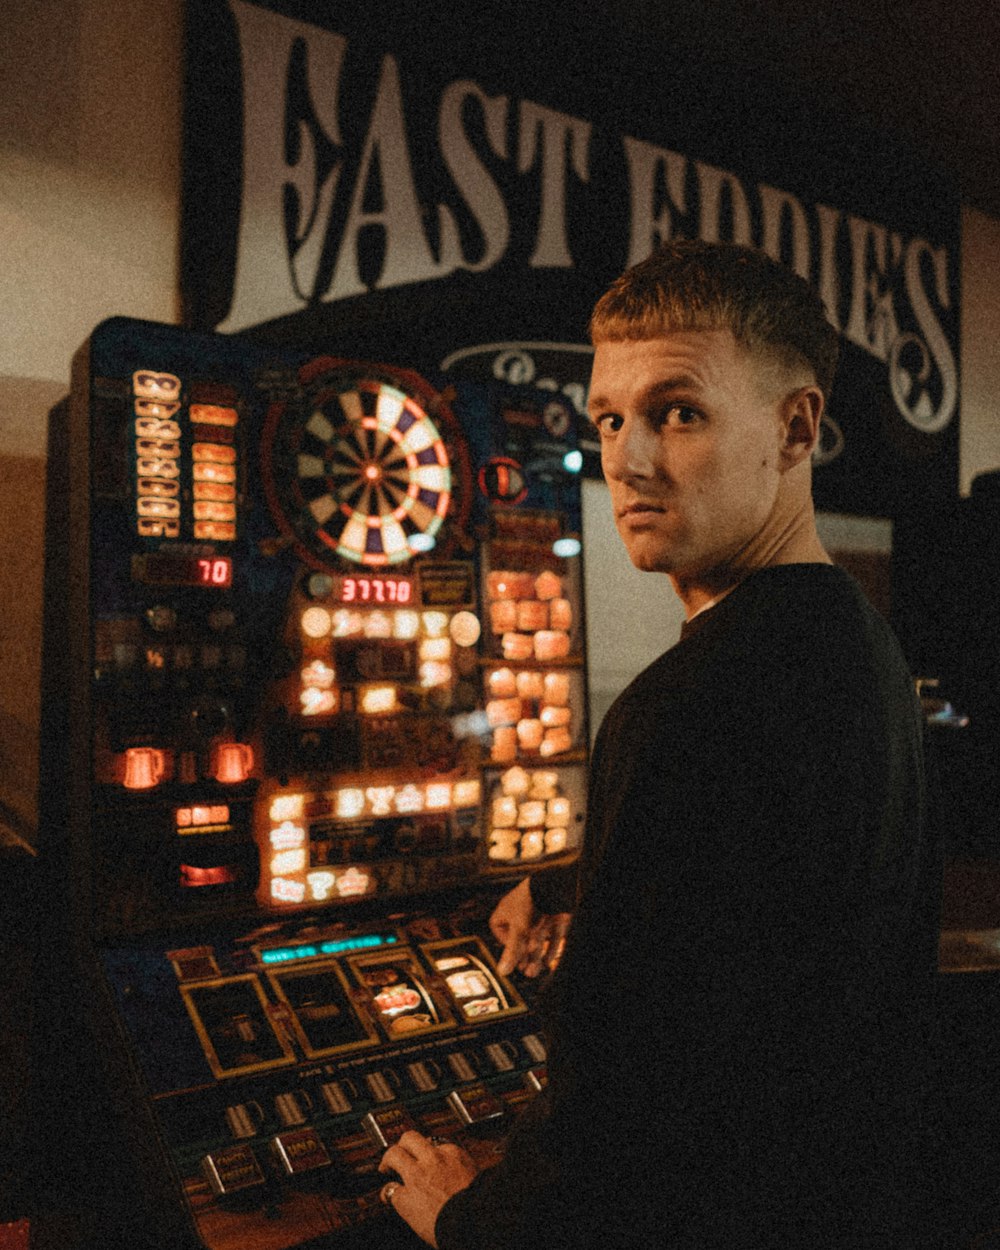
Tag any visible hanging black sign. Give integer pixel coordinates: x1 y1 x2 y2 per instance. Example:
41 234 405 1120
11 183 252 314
182 0 960 516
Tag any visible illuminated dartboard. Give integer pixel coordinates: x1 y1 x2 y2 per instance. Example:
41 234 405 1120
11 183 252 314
262 361 470 572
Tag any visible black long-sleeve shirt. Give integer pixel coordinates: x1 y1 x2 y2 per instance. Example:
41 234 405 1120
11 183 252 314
438 564 939 1249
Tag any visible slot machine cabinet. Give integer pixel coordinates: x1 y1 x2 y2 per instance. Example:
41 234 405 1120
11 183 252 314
37 317 588 1250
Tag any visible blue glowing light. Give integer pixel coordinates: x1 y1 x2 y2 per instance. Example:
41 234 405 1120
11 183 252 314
261 932 397 964
562 449 583 473
552 537 582 558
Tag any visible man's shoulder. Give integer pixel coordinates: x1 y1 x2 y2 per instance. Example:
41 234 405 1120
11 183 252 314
735 563 895 652
734 563 916 707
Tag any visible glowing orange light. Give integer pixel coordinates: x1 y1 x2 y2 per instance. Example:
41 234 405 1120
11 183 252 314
301 607 332 638
545 828 568 854
547 797 571 825
271 848 307 875
300 687 338 715
270 821 306 850
392 611 420 640
452 779 481 808
213 742 254 784
332 610 364 638
425 783 451 810
123 746 166 790
193 462 237 483
181 863 236 888
394 784 424 814
363 612 392 639
301 659 336 687
422 611 448 637
336 868 371 897
270 793 304 821
360 684 397 714
307 871 336 901
192 442 236 464
271 877 306 903
336 789 365 819
449 611 481 647
193 521 236 541
419 661 452 688
190 404 238 427
133 370 180 400
420 638 451 662
365 786 396 816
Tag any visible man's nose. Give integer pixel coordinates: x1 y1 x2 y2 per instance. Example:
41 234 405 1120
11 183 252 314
602 418 658 480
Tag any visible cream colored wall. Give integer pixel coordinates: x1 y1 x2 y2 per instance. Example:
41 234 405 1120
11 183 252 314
0 0 182 838
960 206 1000 494
1 0 999 844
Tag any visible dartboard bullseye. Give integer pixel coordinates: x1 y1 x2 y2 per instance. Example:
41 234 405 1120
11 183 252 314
263 365 469 572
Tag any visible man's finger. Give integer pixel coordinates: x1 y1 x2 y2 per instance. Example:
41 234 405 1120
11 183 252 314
496 931 526 976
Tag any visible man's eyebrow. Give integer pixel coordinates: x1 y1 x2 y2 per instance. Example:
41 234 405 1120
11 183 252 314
587 375 701 414
644 375 701 397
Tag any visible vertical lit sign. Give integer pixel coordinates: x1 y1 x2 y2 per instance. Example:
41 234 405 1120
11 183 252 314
133 370 182 538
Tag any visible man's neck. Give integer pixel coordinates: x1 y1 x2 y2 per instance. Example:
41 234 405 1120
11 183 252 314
671 520 832 620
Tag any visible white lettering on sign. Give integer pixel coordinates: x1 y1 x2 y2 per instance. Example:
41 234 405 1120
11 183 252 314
219 0 956 435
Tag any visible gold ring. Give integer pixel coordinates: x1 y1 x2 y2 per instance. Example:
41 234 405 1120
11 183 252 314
380 1180 400 1206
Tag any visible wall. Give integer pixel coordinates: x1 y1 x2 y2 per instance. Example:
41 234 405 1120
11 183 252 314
1 0 999 845
0 0 182 840
961 207 1000 493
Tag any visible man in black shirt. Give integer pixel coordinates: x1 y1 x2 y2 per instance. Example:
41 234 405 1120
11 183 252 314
380 241 938 1248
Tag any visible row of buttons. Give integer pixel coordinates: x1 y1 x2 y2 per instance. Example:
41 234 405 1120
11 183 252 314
204 1063 547 1200
222 1032 548 1145
108 642 247 672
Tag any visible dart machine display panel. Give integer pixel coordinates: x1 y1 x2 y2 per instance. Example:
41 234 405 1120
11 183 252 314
42 318 588 1249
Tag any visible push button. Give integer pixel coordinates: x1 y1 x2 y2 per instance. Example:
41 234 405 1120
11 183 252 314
364 1070 401 1104
522 1033 547 1062
447 1084 505 1126
362 1106 418 1150
524 1067 548 1094
201 1144 266 1197
270 1128 332 1178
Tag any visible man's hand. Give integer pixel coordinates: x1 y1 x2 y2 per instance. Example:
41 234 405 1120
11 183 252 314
490 877 571 977
379 1131 479 1246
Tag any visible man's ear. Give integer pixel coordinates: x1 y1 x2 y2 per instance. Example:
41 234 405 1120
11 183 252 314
779 385 824 470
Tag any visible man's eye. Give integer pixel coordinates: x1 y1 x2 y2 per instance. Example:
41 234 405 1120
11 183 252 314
594 413 623 434
663 404 700 427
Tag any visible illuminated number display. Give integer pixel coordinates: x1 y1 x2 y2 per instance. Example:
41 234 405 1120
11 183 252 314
133 370 182 538
198 558 233 587
130 372 240 542
134 554 233 588
339 576 413 604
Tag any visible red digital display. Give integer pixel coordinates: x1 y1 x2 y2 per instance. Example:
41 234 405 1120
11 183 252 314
338 576 412 605
134 554 233 588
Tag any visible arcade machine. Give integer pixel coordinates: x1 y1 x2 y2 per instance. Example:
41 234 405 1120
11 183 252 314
37 318 589 1249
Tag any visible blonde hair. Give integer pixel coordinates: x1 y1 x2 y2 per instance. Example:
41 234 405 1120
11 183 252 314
590 240 840 400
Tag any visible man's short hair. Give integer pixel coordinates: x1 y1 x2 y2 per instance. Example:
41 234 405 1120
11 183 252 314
589 239 840 400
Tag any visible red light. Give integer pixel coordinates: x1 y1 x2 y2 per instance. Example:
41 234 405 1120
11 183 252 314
122 746 166 790
197 558 232 587
339 576 411 604
180 863 238 888
213 741 254 784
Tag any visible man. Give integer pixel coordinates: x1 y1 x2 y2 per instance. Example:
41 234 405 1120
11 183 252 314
380 241 939 1248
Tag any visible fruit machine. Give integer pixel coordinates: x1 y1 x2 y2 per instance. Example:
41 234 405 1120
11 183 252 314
37 317 589 1250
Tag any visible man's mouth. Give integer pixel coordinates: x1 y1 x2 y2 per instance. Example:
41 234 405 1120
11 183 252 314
619 501 666 518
